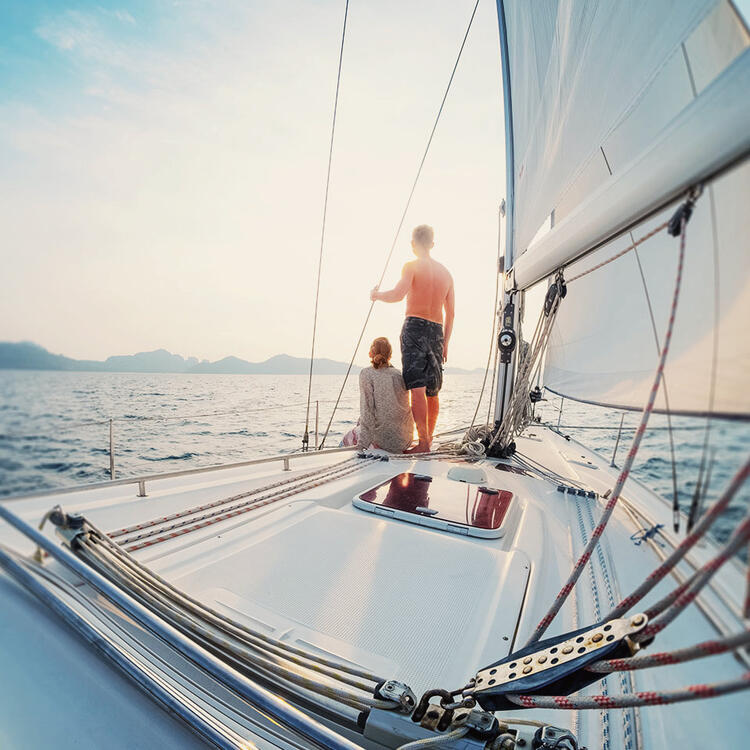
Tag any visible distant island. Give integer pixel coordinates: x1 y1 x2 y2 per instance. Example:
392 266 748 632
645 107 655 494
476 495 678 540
0 342 483 376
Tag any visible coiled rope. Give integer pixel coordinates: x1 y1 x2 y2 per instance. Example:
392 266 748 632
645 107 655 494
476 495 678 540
317 0 481 449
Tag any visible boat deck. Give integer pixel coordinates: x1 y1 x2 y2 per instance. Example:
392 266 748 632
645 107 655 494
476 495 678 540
1 426 747 749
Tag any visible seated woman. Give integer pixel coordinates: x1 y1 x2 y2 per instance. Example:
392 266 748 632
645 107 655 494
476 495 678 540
356 337 414 453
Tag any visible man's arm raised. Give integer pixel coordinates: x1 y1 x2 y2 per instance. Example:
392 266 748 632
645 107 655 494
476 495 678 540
370 263 413 303
443 280 455 363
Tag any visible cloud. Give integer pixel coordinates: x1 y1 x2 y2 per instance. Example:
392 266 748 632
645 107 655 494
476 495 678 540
2 1 505 367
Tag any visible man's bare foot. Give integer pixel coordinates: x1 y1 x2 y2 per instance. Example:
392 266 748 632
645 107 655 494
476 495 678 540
405 440 431 454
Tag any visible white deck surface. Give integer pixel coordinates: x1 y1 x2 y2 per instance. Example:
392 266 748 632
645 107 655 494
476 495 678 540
1 427 748 749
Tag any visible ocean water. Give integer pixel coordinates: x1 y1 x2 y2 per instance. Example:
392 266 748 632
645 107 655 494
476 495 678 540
0 370 747 550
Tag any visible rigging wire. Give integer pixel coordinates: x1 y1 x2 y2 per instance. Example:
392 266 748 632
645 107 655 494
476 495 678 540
525 211 687 646
303 0 351 451
631 240 680 532
317 0 482 449
470 201 504 429
687 185 722 529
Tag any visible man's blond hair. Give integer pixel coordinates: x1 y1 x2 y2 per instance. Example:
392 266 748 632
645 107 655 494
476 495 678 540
412 224 434 248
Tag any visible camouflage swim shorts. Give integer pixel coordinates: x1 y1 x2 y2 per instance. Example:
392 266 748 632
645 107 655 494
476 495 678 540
400 316 444 397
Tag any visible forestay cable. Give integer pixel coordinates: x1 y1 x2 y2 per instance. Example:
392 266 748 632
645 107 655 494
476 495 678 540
318 0 481 449
304 0 350 451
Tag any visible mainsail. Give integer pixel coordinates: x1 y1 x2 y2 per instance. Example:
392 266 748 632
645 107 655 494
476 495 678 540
497 0 750 418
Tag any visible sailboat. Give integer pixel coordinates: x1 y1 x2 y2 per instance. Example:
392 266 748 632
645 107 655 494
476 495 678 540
1 1 748 749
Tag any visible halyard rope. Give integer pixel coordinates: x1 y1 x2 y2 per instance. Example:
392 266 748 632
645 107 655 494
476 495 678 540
525 216 684 646
304 0 350 451
470 203 504 429
587 630 750 673
486 278 564 453
506 672 750 710
317 0 481 449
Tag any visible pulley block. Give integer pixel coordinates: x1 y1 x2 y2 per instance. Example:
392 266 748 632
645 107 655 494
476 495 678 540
467 614 648 711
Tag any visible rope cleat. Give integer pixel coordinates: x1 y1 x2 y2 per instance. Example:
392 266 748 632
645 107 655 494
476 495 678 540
466 615 648 711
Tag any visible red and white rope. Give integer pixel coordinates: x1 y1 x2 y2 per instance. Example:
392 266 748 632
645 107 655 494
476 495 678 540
587 630 750 673
609 457 750 619
635 510 750 642
122 459 374 552
109 455 359 539
507 671 750 710
525 218 687 646
566 221 669 284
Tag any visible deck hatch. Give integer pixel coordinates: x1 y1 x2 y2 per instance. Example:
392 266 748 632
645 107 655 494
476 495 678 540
353 473 512 539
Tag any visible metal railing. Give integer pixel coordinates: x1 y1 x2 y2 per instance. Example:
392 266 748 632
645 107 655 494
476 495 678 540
1 398 359 481
2 444 360 502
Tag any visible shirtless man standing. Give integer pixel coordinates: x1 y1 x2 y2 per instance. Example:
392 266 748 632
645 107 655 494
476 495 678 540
370 224 455 453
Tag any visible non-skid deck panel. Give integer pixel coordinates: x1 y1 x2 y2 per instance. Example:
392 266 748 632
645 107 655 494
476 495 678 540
172 506 530 693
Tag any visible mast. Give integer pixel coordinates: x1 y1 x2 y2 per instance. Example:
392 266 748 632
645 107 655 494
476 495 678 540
493 0 517 427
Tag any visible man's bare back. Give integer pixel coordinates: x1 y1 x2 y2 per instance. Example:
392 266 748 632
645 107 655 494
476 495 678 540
404 257 453 325
370 224 455 453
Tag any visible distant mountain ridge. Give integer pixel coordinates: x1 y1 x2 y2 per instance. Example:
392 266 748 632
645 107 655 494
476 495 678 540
0 342 482 375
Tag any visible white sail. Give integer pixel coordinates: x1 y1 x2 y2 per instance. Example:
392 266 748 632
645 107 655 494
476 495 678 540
494 0 750 418
544 160 750 418
500 0 749 287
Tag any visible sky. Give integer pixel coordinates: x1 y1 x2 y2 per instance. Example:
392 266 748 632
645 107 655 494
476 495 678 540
0 0 506 370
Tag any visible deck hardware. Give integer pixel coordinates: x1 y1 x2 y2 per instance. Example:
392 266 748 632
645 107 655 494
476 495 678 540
534 725 580 750
46 506 89 548
362 708 488 749
374 680 417 714
137 480 147 497
283 458 290 471
468 615 648 711
453 707 500 741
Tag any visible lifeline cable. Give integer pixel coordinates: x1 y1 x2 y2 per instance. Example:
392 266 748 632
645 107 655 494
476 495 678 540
525 210 686 646
304 0 350 451
607 455 750 619
634 507 750 642
318 0 481 449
